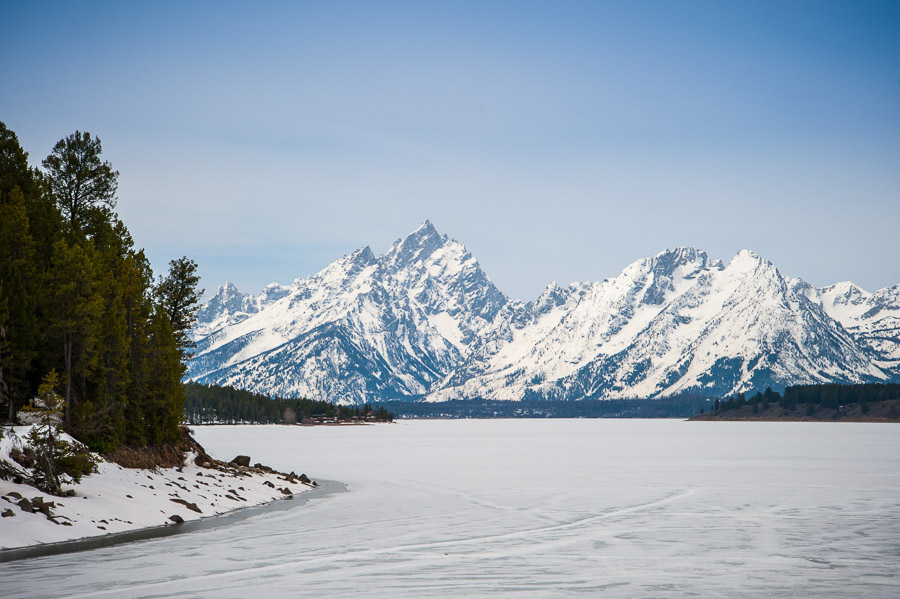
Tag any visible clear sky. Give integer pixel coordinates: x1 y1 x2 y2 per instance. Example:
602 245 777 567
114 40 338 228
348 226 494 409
3 1 899 300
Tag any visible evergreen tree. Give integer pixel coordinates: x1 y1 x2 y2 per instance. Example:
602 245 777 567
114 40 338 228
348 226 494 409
142 312 184 445
78 216 138 449
47 239 102 430
0 122 49 420
23 370 96 495
0 122 43 205
155 257 203 360
1 122 198 454
0 189 36 419
42 131 118 231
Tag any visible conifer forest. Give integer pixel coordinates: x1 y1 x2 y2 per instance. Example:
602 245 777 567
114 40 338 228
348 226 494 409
0 122 202 452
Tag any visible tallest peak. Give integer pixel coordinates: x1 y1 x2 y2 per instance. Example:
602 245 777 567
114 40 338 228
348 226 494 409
405 219 443 244
386 219 448 267
414 218 438 235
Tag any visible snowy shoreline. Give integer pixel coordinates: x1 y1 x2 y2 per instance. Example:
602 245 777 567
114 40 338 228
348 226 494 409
0 426 322 556
0 479 344 563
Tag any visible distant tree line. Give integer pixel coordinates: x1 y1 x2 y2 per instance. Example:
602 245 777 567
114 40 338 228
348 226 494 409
707 383 900 416
381 393 711 419
0 122 202 452
183 382 393 424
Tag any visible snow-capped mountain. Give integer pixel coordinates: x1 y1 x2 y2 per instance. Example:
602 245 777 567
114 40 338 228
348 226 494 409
187 220 507 404
189 221 899 404
428 248 889 402
818 282 900 371
192 282 290 338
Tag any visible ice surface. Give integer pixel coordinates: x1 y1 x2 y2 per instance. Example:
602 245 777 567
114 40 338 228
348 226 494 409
2 420 899 597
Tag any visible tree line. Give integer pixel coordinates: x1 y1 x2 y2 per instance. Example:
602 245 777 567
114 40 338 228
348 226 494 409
706 383 900 416
0 122 202 452
184 382 394 424
382 393 711 419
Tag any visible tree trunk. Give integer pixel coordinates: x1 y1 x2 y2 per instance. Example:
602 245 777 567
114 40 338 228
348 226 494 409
2 364 9 423
64 337 72 431
1 324 9 423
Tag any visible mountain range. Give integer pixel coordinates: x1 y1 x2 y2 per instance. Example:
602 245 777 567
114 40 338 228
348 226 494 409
188 220 900 405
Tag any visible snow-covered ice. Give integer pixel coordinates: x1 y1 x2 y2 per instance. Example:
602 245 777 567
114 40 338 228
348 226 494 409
2 419 899 597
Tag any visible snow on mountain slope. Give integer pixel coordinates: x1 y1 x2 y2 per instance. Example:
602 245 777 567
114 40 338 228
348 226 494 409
426 248 891 402
190 222 898 404
819 282 900 369
188 221 507 404
428 249 715 401
193 282 290 339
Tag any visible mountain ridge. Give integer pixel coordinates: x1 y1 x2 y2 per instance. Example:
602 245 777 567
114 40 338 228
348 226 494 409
188 221 899 405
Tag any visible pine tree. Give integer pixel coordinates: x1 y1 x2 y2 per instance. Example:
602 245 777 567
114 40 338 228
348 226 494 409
155 256 203 361
24 369 97 495
42 131 119 231
46 239 102 431
0 122 46 420
143 311 184 445
0 122 201 454
78 216 138 450
24 370 66 494
0 189 36 419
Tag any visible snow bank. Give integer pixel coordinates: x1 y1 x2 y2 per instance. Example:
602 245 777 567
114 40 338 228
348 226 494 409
0 426 313 550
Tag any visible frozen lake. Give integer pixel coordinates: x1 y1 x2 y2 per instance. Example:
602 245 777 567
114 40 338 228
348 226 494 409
4 419 900 597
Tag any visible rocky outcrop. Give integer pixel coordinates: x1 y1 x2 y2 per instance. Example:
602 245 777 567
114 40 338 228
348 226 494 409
169 498 202 513
229 455 251 468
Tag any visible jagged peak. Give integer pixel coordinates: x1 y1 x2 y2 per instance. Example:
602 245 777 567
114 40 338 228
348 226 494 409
870 284 900 309
620 247 713 278
632 248 714 305
535 281 562 301
721 251 788 297
386 220 453 268
196 281 252 322
635 247 716 281
821 282 899 305
258 282 290 303
405 219 444 245
734 249 762 261
211 282 247 302
353 245 377 264
872 283 900 299
729 249 777 271
820 280 867 295
311 245 377 283
533 281 570 311
652 246 710 264
330 245 376 267
415 218 437 234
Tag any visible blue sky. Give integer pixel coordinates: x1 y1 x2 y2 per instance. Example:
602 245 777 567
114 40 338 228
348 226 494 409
2 1 899 300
